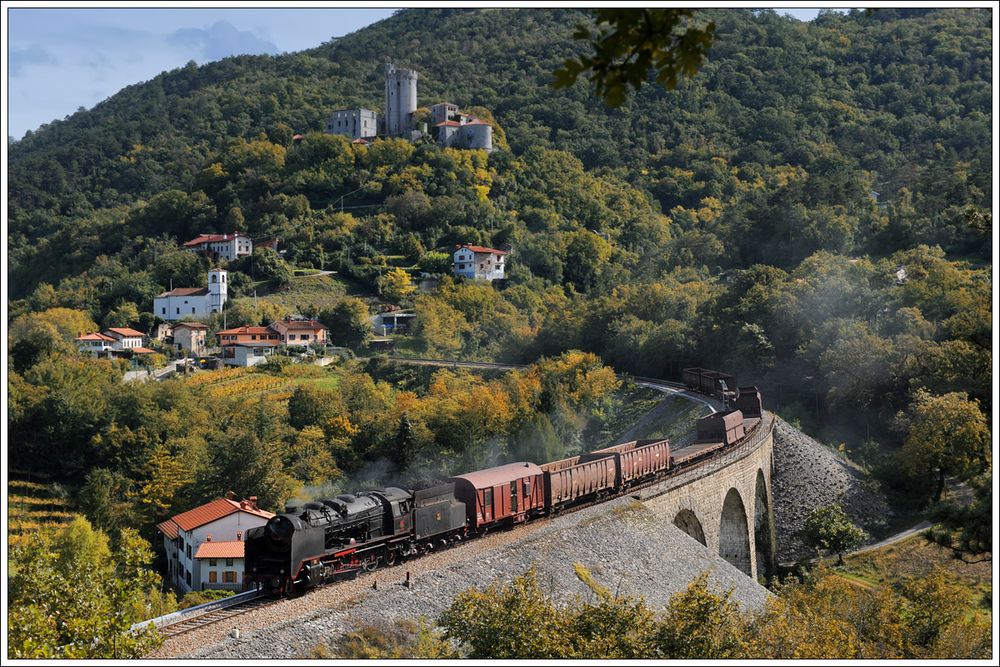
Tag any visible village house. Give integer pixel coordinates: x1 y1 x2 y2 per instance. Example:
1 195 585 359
269 317 328 347
171 321 210 356
154 269 227 321
452 244 506 281
183 233 252 262
156 496 273 594
217 325 281 367
75 327 155 359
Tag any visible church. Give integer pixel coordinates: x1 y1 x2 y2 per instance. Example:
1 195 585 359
154 268 228 321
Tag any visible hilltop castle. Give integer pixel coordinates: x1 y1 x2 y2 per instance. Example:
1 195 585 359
325 63 493 151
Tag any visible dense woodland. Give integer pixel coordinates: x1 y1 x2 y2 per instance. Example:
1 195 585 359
6 8 992 657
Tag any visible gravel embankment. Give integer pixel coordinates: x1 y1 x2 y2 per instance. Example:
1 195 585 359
157 495 770 659
771 417 892 562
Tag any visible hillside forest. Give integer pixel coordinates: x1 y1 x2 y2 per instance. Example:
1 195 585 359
5 8 992 658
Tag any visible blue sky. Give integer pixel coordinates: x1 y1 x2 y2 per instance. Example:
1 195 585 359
7 6 832 140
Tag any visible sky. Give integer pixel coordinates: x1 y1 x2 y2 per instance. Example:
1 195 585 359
6 5 837 141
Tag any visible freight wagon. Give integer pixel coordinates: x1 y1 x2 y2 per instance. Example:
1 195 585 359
695 410 746 446
540 455 617 512
584 438 672 487
682 367 738 404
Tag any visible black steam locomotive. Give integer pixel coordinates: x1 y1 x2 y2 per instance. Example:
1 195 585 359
245 484 466 594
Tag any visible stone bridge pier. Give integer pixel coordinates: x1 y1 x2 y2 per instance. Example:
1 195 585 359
639 415 777 580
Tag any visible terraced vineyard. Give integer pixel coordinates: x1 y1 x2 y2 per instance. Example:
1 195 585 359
182 364 344 403
9 476 77 548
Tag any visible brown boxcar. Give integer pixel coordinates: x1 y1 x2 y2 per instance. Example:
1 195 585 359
735 386 763 417
670 440 726 467
540 455 617 511
695 410 745 445
448 462 545 530
682 368 737 400
584 438 671 487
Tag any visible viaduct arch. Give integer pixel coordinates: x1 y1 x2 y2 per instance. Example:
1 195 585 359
641 414 776 580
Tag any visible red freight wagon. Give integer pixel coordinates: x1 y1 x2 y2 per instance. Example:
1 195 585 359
584 438 671 487
448 462 545 530
695 410 745 445
540 455 617 511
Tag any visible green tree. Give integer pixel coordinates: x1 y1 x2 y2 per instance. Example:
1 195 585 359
250 247 293 287
801 503 868 564
553 9 716 106
320 298 373 349
898 389 990 502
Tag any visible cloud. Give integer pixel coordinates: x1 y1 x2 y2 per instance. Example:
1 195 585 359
167 20 278 61
9 44 58 76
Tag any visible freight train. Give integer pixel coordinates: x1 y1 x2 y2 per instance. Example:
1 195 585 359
245 381 764 595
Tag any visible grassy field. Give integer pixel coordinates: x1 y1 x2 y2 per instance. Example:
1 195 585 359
8 475 77 549
837 533 991 618
232 272 373 314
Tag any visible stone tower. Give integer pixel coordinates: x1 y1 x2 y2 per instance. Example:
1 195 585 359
384 63 418 136
208 268 228 314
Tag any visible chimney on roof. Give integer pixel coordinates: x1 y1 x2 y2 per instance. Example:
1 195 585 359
240 500 248 509
249 496 258 509
225 491 237 500
206 534 212 542
237 531 242 542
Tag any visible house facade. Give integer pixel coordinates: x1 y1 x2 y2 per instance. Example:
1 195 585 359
154 269 227 321
183 234 252 262
452 244 506 281
156 497 273 594
75 328 154 359
325 108 378 139
221 342 277 367
269 318 328 346
171 322 209 356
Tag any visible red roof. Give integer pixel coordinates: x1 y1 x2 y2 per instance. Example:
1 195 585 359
292 134 305 140
158 287 209 297
167 498 274 533
274 319 326 330
218 326 273 336
183 233 248 247
222 341 280 348
106 327 145 338
450 462 542 490
132 347 156 354
435 120 461 127
194 541 245 560
75 332 116 342
455 244 507 256
351 138 370 144
172 322 209 330
157 519 180 540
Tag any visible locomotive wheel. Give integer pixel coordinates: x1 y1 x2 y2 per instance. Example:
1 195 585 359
385 550 397 567
363 555 380 572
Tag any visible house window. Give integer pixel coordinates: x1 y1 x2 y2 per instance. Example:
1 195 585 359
186 570 192 585
186 544 191 558
209 571 218 583
225 558 234 567
176 308 180 315
209 558 217 566
223 571 237 583
162 308 166 315
192 308 196 314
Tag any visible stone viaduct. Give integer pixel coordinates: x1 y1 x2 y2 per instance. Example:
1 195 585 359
638 413 777 580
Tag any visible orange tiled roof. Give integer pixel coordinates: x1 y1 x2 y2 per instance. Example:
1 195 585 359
157 519 180 540
455 244 507 256
75 332 116 342
172 322 209 330
274 319 326 330
169 498 274 533
183 233 248 247
105 327 146 337
194 540 245 559
132 347 156 354
217 326 273 336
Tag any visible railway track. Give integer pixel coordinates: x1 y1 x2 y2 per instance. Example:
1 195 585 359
134 590 277 640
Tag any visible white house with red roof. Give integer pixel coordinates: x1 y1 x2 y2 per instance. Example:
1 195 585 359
157 495 274 593
268 317 329 347
453 244 507 281
154 269 227 321
183 233 252 262
75 328 155 359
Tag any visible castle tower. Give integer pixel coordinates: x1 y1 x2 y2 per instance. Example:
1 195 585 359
208 268 228 313
384 63 418 136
